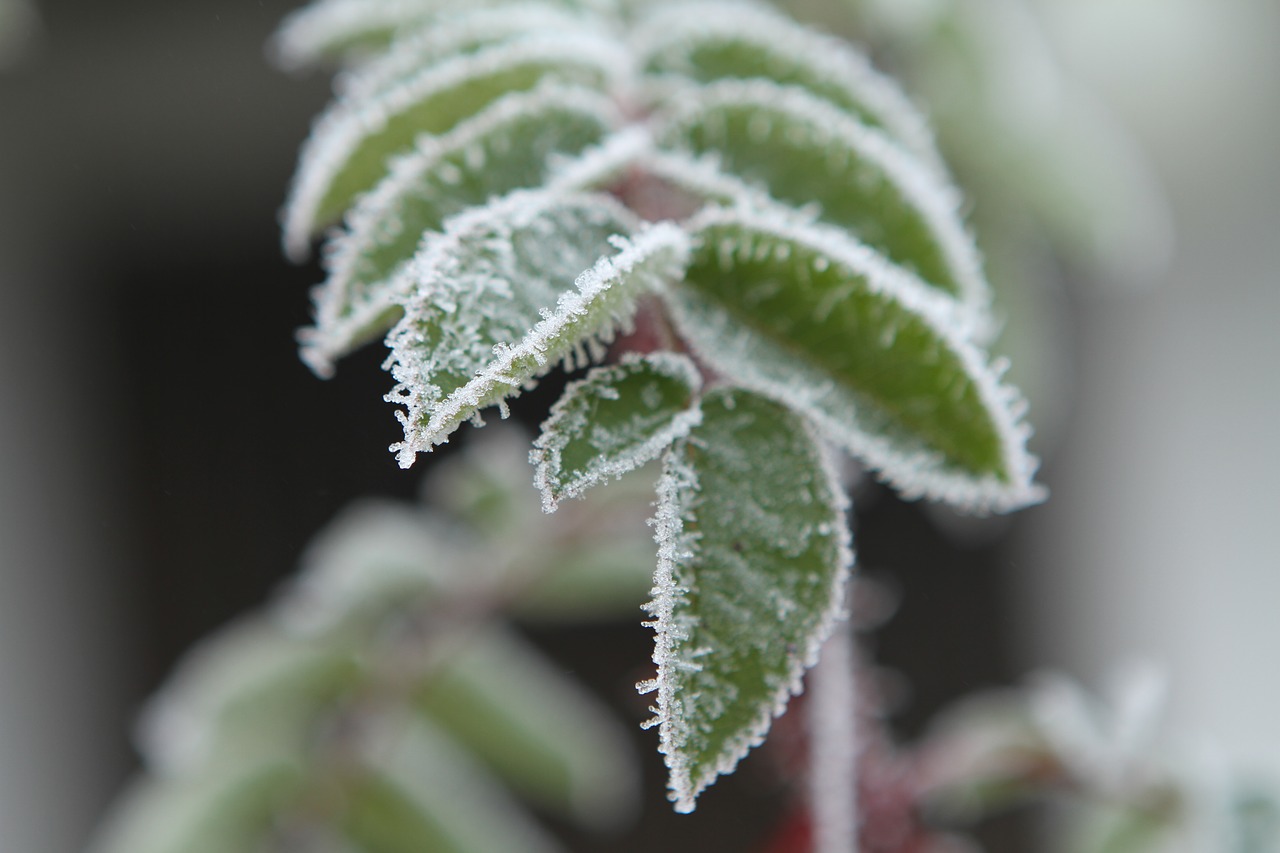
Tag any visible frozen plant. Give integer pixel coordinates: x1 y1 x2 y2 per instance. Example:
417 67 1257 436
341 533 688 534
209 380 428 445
273 0 1044 820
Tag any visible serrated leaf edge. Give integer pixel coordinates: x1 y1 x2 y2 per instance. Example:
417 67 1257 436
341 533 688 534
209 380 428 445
530 351 704 513
641 409 853 813
657 78 993 327
386 194 691 467
300 83 620 376
282 31 627 259
633 0 947 176
670 204 1044 513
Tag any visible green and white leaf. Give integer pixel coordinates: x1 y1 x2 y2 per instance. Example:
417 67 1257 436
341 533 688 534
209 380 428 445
531 351 703 512
338 4 611 102
665 205 1041 512
641 388 852 813
635 0 945 173
385 190 690 467
302 85 618 375
272 0 445 70
349 716 563 853
282 32 622 258
416 625 638 826
656 79 991 321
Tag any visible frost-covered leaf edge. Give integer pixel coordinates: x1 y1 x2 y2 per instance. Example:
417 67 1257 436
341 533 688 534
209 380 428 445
299 83 622 376
385 192 692 467
640 392 854 813
281 30 627 259
666 203 1044 514
530 351 703 513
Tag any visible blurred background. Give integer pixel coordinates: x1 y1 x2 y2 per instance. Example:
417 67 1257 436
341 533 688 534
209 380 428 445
0 0 1276 851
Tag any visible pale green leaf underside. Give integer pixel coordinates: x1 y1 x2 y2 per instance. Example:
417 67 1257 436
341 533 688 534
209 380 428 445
531 351 702 512
636 1 943 170
386 191 691 467
656 80 988 311
416 626 637 826
302 86 616 375
644 388 851 813
667 207 1041 512
282 34 618 257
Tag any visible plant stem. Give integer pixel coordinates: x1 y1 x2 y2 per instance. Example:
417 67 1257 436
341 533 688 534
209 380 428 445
810 617 859 853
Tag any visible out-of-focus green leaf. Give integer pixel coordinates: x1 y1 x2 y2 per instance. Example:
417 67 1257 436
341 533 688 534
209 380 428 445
136 617 361 776
666 205 1041 512
350 717 562 853
642 388 851 812
531 352 702 511
416 626 638 826
87 762 305 853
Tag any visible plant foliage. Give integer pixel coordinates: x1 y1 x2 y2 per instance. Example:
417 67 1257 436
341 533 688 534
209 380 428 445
273 0 1042 813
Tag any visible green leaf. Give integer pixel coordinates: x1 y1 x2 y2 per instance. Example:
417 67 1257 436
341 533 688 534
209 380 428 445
665 205 1041 512
136 616 361 776
655 79 989 314
385 190 690 467
531 351 703 511
276 500 478 637
636 1 944 170
349 718 562 853
416 626 638 826
282 33 620 257
641 387 852 813
87 762 305 853
340 5 612 102
302 85 617 375
513 536 656 623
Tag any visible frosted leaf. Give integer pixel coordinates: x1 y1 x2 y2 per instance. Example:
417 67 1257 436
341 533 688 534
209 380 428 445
337 4 610 102
664 205 1043 513
385 190 690 467
531 351 703 512
301 85 617 375
354 715 563 853
415 626 638 826
635 1 945 173
281 32 622 258
655 79 992 321
272 0 447 71
643 388 852 813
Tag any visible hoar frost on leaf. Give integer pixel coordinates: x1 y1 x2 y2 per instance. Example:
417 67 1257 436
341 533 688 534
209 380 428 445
301 84 618 375
282 32 624 258
656 79 992 322
667 204 1042 513
384 189 691 467
634 0 946 176
334 4 611 102
642 388 852 813
531 351 703 513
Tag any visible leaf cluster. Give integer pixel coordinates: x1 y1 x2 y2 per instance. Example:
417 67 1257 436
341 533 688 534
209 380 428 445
273 0 1043 813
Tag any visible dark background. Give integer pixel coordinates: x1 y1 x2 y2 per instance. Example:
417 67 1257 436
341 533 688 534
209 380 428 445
0 3 1045 851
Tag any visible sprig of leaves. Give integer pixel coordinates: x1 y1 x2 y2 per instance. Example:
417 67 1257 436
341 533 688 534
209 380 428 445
276 0 1043 812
